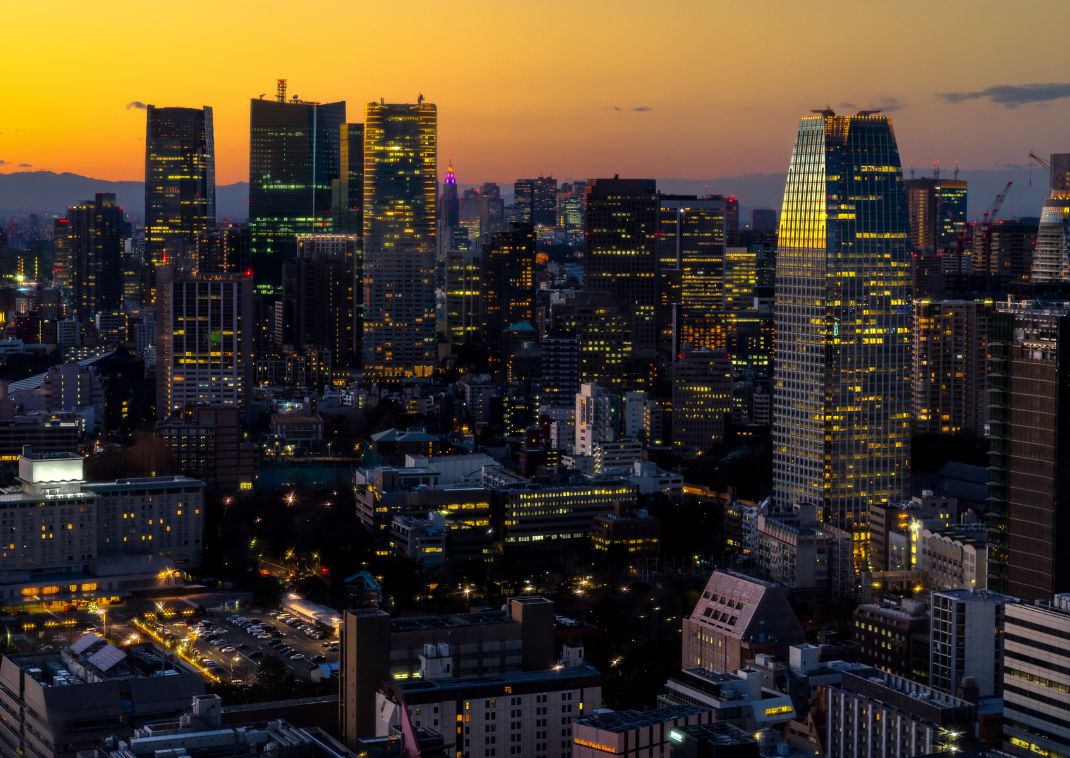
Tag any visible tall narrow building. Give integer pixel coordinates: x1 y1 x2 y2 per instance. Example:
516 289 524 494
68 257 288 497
248 80 345 282
290 235 360 368
361 99 437 378
905 176 968 253
483 222 536 339
145 105 215 269
585 178 659 357
331 122 364 235
772 111 912 562
513 177 557 227
912 299 989 435
1030 152 1070 283
58 194 127 319
156 267 254 419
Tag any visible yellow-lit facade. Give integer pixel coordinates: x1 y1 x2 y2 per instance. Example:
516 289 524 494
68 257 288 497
772 112 912 567
361 100 438 378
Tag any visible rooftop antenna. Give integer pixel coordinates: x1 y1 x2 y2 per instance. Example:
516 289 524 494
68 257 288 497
954 161 960 181
418 92 424 105
933 160 940 181
276 79 287 103
909 161 915 180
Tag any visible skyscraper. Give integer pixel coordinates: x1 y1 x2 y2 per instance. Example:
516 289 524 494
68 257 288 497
144 105 215 269
672 349 732 456
772 111 912 560
332 122 364 235
513 177 557 227
58 194 127 319
586 178 659 356
156 267 254 419
1030 152 1070 283
441 161 460 228
483 222 535 340
249 80 345 281
987 303 1070 599
657 195 726 353
361 99 437 378
444 246 482 347
905 176 968 253
290 235 360 368
912 299 989 436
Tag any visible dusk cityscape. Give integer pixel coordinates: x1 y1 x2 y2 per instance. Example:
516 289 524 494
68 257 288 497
2 3 1070 757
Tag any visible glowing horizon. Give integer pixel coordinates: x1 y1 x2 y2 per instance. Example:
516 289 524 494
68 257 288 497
4 0 1069 186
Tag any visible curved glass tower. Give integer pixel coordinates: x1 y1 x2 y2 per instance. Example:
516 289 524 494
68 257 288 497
772 111 912 566
1031 153 1070 282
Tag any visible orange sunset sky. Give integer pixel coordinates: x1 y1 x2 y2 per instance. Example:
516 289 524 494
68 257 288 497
4 0 1069 185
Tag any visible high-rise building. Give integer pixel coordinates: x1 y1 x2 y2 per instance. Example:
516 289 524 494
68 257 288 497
513 176 557 227
751 208 777 235
586 178 659 355
905 176 968 253
1002 594 1070 758
772 111 911 558
361 99 437 378
987 303 1070 599
551 290 632 392
58 194 127 319
483 222 535 339
912 299 989 435
657 196 726 354
1031 153 1070 283
331 122 364 235
156 268 254 419
444 246 482 347
197 222 250 274
723 246 774 381
441 160 460 228
248 81 345 278
929 588 1015 700
144 105 215 269
289 235 359 368
575 382 614 456
671 349 732 456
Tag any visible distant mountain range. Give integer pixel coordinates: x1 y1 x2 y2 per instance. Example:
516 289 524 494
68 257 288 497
0 167 1053 224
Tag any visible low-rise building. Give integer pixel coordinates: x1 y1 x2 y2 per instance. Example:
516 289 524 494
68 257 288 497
389 512 448 567
0 632 203 758
755 504 852 594
573 705 715 758
682 570 805 673
852 597 930 684
590 510 660 558
930 588 1016 699
667 722 759 758
659 668 796 731
157 404 258 492
496 479 636 547
825 669 977 758
916 527 988 590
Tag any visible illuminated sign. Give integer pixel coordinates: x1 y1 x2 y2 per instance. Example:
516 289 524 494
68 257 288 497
764 705 793 717
573 737 616 753
669 730 685 743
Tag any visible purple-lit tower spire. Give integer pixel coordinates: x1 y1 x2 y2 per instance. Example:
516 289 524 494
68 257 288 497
442 159 460 228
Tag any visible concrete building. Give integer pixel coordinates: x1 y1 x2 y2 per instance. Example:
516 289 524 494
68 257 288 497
755 504 852 594
575 383 614 457
825 669 977 758
157 404 258 491
496 479 636 547
593 438 643 475
868 492 958 573
339 597 556 747
929 588 1016 700
658 668 796 731
916 528 988 590
912 299 989 435
682 570 805 673
671 349 732 457
852 597 930 684
590 510 660 558
572 705 715 758
0 632 203 758
377 645 600 758
388 512 448 567
1002 594 1070 758
666 722 759 758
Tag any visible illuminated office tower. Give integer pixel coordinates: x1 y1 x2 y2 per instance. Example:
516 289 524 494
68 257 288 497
361 99 437 378
912 299 989 436
248 80 345 280
772 111 912 551
156 267 253 419
987 303 1070 599
513 176 557 227
52 218 71 290
58 194 127 320
723 246 774 380
586 178 659 356
441 161 460 228
290 235 359 368
483 222 535 340
1030 153 1070 282
657 195 726 353
438 161 467 259
332 123 364 234
444 245 482 347
672 348 732 456
144 105 215 269
551 290 631 392
905 176 968 252
197 222 251 274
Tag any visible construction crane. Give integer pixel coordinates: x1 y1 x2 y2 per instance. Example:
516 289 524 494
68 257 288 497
1028 150 1050 186
975 181 1014 277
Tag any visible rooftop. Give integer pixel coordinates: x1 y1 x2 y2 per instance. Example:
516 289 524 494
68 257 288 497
576 705 710 732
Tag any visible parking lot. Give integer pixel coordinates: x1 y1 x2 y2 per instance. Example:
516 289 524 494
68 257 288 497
134 605 339 685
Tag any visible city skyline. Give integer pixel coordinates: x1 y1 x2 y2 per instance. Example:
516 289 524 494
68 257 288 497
4 1 1070 186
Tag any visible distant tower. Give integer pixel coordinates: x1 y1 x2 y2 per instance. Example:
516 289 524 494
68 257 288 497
362 99 438 378
57 194 127 319
144 105 215 270
1031 153 1070 282
442 160 460 228
772 111 911 560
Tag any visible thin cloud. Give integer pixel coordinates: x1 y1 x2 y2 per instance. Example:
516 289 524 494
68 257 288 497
839 96 905 112
126 100 149 110
632 105 652 112
939 82 1070 108
17 163 31 168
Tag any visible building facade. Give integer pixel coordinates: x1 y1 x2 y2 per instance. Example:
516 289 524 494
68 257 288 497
912 299 989 435
361 100 437 378
772 111 911 563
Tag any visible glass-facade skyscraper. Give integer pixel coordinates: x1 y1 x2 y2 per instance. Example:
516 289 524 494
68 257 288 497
145 105 215 270
58 193 127 319
361 99 438 378
772 111 912 564
248 84 345 284
1030 153 1070 283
